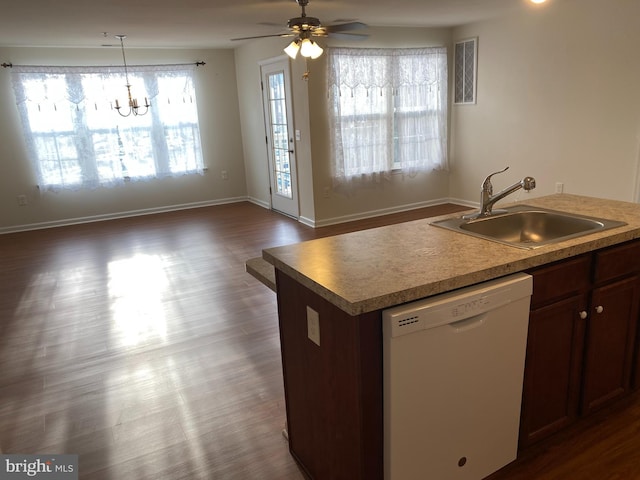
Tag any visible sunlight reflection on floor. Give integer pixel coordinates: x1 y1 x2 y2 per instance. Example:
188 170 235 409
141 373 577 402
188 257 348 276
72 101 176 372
108 254 168 347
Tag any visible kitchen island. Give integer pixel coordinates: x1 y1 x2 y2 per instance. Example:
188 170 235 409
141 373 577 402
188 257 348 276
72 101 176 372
255 194 640 480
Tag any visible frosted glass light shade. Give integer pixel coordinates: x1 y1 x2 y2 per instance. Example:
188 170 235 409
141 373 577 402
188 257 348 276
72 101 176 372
284 40 300 59
299 38 323 59
299 38 314 57
309 42 323 59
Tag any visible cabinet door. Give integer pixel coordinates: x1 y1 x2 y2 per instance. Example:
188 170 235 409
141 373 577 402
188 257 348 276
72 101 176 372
582 276 640 415
519 294 587 448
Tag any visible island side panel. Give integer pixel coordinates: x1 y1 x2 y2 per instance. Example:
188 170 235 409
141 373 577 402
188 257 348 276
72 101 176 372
275 269 383 480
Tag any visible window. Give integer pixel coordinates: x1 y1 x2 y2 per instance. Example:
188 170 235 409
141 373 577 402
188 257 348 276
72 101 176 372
327 47 448 185
11 65 204 191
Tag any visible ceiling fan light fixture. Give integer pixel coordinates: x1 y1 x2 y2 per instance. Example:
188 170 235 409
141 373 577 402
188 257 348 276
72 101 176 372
284 40 301 59
299 37 323 59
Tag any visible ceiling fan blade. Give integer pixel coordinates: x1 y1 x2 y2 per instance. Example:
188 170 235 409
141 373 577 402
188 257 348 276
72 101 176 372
231 32 294 41
324 22 368 33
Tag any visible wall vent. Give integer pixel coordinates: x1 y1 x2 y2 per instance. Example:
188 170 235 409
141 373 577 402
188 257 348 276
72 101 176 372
454 37 478 105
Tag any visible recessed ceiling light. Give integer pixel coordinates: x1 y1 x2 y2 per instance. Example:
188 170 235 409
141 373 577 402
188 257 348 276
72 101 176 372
530 0 547 3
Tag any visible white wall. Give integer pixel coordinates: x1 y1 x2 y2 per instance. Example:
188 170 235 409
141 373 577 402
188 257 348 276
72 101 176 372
450 0 640 205
0 47 246 231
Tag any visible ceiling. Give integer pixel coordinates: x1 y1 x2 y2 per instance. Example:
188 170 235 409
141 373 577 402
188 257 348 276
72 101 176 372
0 0 536 50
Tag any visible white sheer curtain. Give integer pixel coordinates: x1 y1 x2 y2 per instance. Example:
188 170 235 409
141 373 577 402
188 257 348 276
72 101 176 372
327 47 448 186
11 64 204 191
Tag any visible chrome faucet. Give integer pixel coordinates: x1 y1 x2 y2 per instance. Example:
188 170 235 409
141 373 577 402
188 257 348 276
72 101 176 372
467 167 536 219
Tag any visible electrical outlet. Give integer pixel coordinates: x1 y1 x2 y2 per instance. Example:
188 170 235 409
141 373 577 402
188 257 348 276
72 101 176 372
323 187 330 198
17 195 28 206
555 182 564 194
307 306 320 346
221 170 228 180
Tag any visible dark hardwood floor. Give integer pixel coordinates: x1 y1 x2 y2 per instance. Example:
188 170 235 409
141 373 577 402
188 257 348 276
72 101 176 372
487 389 640 480
0 201 466 479
3 201 640 479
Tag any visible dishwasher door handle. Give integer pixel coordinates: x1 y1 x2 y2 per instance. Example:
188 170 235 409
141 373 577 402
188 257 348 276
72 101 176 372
450 313 488 332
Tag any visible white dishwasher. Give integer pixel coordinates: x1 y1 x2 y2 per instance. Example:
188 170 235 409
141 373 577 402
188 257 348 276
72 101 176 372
383 272 532 480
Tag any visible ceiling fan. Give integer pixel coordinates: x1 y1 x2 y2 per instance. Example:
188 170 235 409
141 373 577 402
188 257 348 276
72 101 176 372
232 0 368 59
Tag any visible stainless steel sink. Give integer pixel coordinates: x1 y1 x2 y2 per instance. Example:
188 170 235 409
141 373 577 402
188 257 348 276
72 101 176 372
431 205 627 249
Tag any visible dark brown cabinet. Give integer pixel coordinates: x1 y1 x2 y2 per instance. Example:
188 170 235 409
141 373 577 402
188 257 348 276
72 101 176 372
519 255 590 448
520 294 587 447
520 241 640 449
582 276 639 413
582 241 640 414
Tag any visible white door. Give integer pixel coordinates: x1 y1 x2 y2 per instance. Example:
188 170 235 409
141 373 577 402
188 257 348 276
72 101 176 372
260 58 299 218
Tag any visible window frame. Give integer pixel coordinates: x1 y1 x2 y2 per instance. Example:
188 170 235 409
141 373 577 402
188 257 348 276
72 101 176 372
327 47 448 184
11 64 204 191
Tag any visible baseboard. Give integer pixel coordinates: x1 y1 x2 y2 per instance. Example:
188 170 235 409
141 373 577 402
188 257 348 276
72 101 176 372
2 195 475 235
246 196 270 210
311 198 471 228
447 197 477 209
298 216 315 228
239 196 476 228
0 196 249 235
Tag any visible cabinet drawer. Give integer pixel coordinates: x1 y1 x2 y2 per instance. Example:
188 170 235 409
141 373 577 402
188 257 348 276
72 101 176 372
594 241 640 284
529 255 591 308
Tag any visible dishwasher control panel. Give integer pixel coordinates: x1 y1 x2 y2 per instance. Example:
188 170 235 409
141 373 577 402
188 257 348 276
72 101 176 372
385 273 532 338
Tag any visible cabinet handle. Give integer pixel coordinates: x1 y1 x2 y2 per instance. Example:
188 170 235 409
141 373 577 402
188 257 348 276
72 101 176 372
595 305 604 314
579 311 588 320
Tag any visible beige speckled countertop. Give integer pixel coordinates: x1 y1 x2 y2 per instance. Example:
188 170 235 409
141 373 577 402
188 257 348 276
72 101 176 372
262 194 640 316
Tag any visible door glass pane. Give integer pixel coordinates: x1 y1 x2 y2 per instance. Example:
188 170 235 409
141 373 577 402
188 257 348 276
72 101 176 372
268 72 292 199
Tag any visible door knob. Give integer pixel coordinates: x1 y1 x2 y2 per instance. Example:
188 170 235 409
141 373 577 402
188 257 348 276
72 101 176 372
595 305 604 314
579 311 588 320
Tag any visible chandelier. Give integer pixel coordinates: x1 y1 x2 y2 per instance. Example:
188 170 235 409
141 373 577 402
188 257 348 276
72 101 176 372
114 35 150 117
